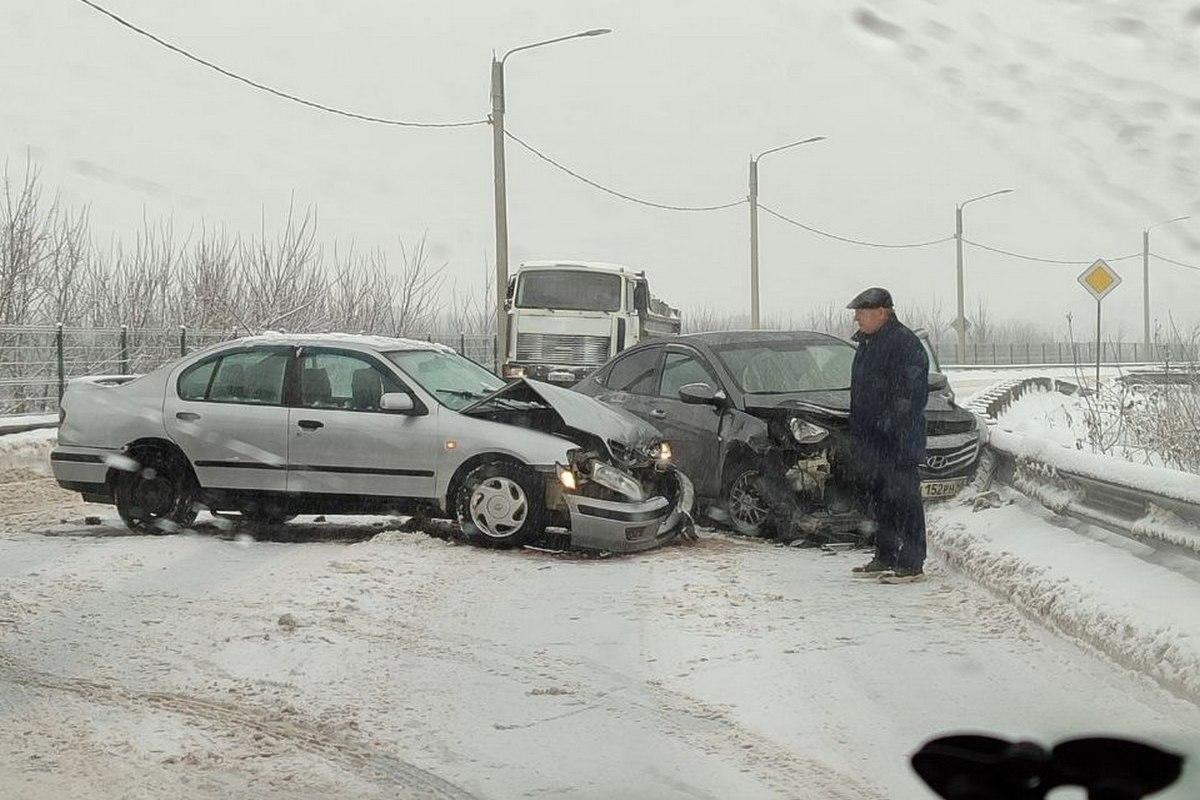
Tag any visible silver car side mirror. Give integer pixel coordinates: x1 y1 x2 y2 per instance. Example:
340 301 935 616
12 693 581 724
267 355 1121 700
380 392 415 413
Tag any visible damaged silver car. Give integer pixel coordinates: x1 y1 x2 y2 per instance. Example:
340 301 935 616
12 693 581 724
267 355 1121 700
49 334 693 552
575 330 985 541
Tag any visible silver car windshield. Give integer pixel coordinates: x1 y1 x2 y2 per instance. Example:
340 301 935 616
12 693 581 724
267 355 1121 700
384 350 505 410
713 341 856 393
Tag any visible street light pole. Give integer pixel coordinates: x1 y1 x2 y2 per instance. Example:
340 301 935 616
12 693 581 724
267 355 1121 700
749 158 759 328
1142 215 1190 350
954 188 1013 360
748 136 825 329
490 29 611 370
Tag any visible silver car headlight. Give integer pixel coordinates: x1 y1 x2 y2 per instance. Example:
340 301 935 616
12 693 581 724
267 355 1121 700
587 460 646 501
789 417 829 445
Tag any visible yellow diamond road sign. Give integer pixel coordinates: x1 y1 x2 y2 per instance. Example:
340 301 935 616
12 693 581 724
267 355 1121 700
1078 259 1121 301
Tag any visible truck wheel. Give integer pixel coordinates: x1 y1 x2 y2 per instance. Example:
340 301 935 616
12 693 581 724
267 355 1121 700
723 466 770 537
114 446 199 533
456 461 546 548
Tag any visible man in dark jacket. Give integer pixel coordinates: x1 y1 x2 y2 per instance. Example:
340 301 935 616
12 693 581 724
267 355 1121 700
846 287 929 583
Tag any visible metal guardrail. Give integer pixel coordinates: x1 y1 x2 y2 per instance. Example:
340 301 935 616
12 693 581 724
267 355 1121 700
969 376 1200 559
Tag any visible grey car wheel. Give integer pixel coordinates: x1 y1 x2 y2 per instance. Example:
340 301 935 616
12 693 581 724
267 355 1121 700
724 467 769 536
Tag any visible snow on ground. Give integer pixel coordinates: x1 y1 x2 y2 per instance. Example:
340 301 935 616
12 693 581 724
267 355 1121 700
2 477 1199 798
928 488 1200 705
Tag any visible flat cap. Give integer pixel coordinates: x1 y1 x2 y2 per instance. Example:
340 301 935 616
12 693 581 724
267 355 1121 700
846 287 893 309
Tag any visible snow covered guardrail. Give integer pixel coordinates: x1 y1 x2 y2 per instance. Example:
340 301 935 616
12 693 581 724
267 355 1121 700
0 414 59 437
965 376 1081 423
986 428 1200 558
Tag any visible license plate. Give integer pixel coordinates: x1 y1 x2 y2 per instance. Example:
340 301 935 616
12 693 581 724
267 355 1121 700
921 478 968 500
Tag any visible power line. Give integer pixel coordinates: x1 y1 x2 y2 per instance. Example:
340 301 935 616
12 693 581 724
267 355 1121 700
962 238 1140 265
73 0 487 129
758 203 955 249
1150 252 1200 272
504 129 746 212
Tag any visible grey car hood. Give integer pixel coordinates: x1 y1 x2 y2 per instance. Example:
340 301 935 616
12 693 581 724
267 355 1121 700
467 378 663 450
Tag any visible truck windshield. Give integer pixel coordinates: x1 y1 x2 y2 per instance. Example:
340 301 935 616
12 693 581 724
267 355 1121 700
712 340 856 393
516 270 622 312
384 349 505 410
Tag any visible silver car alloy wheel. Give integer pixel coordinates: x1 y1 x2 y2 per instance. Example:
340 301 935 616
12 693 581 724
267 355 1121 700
469 476 529 538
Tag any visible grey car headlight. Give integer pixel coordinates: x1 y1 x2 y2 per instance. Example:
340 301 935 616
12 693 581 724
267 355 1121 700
588 460 646 501
789 417 829 445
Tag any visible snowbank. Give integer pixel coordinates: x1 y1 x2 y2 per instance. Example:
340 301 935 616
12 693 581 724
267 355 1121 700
929 492 1200 705
0 427 56 476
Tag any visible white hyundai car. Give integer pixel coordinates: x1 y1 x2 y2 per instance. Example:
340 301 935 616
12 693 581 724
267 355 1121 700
50 334 692 552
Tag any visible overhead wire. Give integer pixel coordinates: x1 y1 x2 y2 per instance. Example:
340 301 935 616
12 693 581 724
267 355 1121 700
961 238 1140 265
1150 252 1200 272
757 203 955 249
504 129 746 212
72 0 487 129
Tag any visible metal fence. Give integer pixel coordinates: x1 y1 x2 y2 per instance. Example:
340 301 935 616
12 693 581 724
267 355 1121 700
0 325 498 419
931 339 1199 367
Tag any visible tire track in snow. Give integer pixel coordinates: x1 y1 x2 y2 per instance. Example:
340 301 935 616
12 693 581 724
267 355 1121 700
0 653 476 800
342 617 886 799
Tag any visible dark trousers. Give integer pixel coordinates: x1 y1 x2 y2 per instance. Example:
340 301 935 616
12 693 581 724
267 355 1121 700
866 463 926 570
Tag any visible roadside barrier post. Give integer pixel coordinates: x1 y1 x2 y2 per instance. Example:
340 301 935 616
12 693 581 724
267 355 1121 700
56 323 65 403
119 325 130 375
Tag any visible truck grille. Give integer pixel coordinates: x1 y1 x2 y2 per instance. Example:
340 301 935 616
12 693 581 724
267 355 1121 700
516 333 611 367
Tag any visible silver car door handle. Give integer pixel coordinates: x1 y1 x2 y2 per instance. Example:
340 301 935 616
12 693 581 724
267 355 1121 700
175 411 200 422
649 408 667 419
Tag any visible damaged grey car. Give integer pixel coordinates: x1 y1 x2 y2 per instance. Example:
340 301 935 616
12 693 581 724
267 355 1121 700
574 331 985 541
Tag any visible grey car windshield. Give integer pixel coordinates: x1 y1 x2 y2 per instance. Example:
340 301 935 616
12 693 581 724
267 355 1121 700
384 349 505 410
516 270 622 312
713 341 856 393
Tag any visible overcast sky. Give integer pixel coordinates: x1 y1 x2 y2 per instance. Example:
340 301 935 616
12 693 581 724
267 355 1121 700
5 0 1200 334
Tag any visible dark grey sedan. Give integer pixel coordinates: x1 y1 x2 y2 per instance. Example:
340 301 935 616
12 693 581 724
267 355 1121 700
574 331 985 538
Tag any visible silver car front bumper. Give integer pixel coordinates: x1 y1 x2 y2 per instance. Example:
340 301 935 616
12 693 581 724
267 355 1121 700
563 470 694 554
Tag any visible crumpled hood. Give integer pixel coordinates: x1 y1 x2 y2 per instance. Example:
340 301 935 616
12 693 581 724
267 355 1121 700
743 390 851 417
470 378 663 449
742 386 964 416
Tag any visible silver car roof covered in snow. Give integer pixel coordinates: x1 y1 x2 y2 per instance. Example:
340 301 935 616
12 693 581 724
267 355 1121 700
222 332 455 353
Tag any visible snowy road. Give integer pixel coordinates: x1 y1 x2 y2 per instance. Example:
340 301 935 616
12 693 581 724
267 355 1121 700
2 474 1198 799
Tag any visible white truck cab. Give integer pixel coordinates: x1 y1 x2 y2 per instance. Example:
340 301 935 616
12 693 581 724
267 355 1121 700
502 261 680 384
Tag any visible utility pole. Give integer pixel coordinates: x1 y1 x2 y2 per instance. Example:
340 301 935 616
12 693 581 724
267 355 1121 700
748 136 825 330
1142 215 1189 351
954 188 1013 361
490 57 509 367
489 29 612 372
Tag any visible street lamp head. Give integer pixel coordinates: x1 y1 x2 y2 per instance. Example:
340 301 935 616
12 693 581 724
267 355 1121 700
754 135 828 163
582 28 613 36
1146 215 1191 233
959 188 1014 210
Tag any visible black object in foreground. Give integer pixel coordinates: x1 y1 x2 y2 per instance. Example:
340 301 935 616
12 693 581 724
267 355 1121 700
912 734 1183 799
